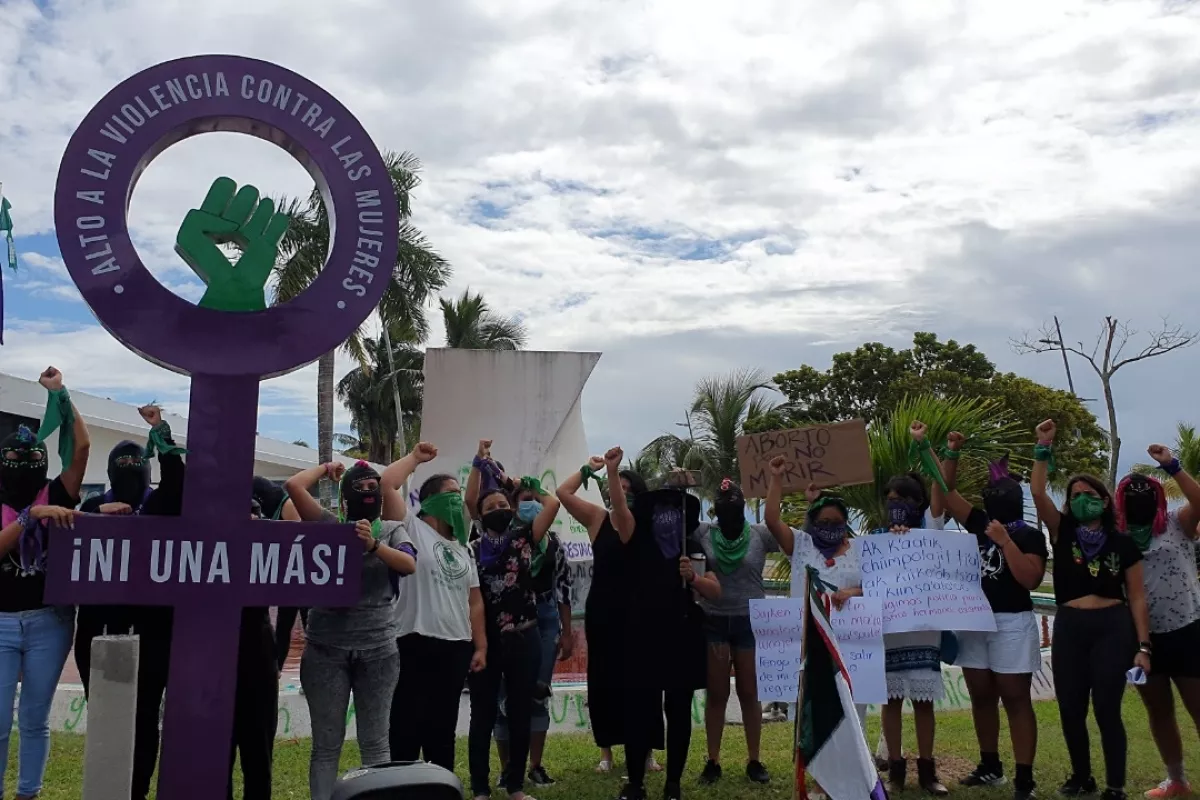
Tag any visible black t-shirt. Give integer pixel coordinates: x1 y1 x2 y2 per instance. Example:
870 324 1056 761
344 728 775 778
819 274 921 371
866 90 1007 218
0 477 79 612
1052 523 1143 605
964 510 1049 614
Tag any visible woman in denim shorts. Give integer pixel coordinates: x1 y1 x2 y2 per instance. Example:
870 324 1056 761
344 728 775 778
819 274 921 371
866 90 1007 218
694 478 778 786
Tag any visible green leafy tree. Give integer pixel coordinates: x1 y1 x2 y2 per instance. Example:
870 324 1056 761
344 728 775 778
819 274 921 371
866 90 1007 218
271 151 450 485
763 332 1107 488
336 335 425 465
440 290 528 350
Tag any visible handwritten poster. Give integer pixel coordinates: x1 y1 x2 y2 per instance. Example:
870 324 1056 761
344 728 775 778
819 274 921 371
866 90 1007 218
750 598 805 702
830 597 887 704
736 419 872 498
857 531 996 634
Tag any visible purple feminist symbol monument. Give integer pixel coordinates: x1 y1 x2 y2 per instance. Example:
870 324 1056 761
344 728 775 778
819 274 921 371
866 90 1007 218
48 55 399 799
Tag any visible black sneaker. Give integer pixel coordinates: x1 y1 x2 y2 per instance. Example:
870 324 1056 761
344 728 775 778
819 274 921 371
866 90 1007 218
528 765 555 786
699 759 722 785
618 784 647 800
747 761 770 784
1099 791 1127 800
1059 776 1098 797
664 781 683 800
1014 782 1038 800
962 764 1008 787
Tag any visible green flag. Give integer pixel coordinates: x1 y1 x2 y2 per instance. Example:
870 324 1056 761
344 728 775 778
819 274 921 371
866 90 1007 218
0 197 15 272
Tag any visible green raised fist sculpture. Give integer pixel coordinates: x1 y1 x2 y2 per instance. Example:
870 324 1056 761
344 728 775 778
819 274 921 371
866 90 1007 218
175 177 290 312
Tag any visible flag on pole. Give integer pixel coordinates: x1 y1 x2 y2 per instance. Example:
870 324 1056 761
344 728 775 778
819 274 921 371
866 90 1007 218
0 191 14 345
794 566 888 800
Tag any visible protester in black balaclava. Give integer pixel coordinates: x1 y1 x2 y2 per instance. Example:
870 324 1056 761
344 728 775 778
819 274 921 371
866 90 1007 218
0 366 90 800
285 459 417 800
74 404 185 800
104 440 152 509
936 434 1048 799
695 477 778 787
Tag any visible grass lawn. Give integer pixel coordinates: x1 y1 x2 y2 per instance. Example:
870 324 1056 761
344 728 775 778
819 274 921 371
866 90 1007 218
24 694 1200 799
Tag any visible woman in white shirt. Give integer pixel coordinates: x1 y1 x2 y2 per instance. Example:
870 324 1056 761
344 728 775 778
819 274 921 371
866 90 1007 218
1118 445 1200 799
380 443 488 775
762 458 867 722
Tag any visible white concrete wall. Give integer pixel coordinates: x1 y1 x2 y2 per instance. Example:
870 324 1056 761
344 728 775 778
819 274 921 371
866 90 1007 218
412 349 605 562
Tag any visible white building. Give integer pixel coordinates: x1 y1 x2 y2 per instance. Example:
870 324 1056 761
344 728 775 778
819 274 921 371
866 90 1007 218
0 371 379 500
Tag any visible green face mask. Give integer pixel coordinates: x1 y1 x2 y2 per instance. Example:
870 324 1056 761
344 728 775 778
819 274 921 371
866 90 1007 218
420 491 468 545
1070 493 1105 523
1128 523 1153 553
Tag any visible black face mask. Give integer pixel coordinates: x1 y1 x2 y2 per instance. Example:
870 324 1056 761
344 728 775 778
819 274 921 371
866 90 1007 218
0 431 48 511
714 500 746 536
345 485 382 522
482 508 514 534
341 462 383 522
982 479 1024 525
1123 490 1158 526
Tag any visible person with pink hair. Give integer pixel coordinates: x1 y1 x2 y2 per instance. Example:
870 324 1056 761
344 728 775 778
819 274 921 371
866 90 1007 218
1116 445 1200 799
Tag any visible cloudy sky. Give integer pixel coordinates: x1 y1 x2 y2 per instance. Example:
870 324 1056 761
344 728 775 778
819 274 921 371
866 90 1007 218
2 0 1200 474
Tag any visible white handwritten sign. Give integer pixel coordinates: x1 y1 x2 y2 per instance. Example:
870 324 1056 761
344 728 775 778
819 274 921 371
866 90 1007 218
857 531 996 634
830 597 887 704
750 598 805 702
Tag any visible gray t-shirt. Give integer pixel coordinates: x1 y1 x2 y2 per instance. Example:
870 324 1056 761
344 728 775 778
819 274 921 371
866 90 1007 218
696 522 780 617
305 512 413 650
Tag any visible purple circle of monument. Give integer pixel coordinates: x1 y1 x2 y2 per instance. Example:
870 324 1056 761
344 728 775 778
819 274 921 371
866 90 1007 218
54 54 400 378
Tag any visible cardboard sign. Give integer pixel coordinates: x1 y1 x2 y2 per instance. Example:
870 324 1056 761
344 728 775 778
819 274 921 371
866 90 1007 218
736 419 872 497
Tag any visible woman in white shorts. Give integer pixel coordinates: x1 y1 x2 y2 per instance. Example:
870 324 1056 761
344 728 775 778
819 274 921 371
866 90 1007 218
937 431 1047 800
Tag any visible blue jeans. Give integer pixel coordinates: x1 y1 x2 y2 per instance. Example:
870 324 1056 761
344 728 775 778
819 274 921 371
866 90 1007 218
0 606 75 796
495 598 561 739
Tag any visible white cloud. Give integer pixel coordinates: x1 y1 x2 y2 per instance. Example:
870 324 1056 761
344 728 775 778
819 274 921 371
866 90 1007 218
4 0 1200 467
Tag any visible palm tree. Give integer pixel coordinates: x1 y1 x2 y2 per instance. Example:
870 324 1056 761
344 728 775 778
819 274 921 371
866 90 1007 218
838 394 1029 531
638 368 779 500
1131 422 1200 500
440 290 528 350
336 334 425 464
271 151 450 491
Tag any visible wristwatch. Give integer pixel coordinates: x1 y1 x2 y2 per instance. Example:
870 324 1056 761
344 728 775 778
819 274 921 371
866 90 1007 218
1139 641 1153 655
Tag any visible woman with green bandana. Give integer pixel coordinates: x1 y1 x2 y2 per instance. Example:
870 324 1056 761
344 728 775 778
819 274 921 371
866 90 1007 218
694 476 778 787
285 458 417 800
463 441 560 800
0 366 90 800
1111 446 1200 799
1031 420 1150 800
377 445 488 776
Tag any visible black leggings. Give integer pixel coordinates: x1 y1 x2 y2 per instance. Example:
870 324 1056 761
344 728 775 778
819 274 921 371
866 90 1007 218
273 607 308 671
390 634 473 772
467 627 540 796
1051 605 1137 789
625 688 693 789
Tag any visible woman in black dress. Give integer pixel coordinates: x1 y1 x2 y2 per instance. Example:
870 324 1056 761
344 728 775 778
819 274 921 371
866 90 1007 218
557 454 664 775
614 452 721 800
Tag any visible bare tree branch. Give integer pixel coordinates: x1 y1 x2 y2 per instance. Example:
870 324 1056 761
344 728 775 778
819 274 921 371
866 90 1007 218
1011 324 1101 374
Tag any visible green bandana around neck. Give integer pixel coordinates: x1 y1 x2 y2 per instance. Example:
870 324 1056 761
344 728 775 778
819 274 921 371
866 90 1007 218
709 521 751 574
420 491 468 545
1128 523 1153 553
530 535 550 576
